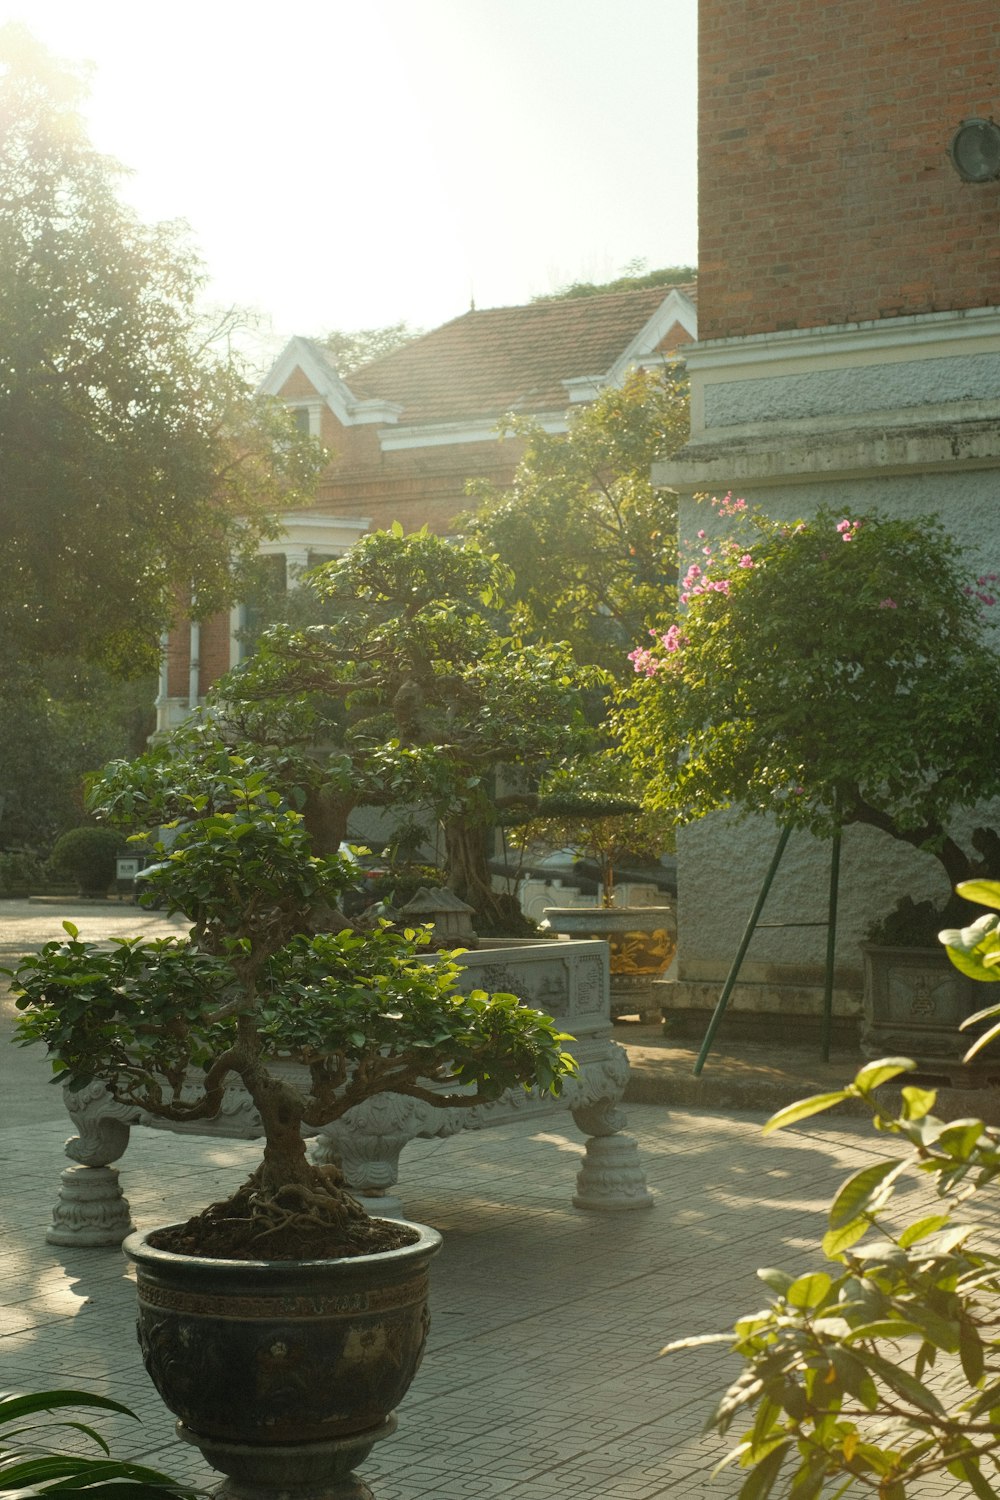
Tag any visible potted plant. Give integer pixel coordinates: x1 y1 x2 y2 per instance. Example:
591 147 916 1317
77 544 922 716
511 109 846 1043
510 755 676 1021
9 744 575 1498
666 1058 1000 1498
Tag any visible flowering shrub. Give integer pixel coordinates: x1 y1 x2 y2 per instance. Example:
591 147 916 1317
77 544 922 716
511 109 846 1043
620 499 1000 887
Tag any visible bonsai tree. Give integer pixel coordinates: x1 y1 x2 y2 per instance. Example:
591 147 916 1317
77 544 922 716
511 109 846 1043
667 1059 1000 1499
622 500 1000 892
508 751 675 908
10 743 576 1260
218 526 603 934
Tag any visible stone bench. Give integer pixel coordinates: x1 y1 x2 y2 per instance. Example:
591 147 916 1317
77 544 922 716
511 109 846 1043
47 940 653 1245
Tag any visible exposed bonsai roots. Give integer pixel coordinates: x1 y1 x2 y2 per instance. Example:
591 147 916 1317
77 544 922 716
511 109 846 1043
149 1161 418 1260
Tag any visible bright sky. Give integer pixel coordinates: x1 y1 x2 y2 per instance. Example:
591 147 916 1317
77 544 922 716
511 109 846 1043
6 1 698 363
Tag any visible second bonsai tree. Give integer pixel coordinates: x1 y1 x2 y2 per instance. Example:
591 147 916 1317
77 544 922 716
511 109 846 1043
10 738 576 1260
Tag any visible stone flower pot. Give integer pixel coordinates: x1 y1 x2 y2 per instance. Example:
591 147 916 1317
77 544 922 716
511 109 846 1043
542 904 676 1021
124 1221 442 1499
861 943 995 1084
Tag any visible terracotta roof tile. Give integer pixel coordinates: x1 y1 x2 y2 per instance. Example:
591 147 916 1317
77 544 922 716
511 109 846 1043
340 285 696 426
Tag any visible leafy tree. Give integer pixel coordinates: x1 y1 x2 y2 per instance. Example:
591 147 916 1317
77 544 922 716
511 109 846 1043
508 751 675 908
621 500 1000 889
464 367 688 675
0 26 322 674
533 260 697 302
216 528 604 933
0 658 154 850
668 1058 1000 1499
315 321 422 375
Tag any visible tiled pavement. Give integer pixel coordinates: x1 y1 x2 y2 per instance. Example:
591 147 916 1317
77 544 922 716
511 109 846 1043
0 901 982 1496
0 1093 977 1499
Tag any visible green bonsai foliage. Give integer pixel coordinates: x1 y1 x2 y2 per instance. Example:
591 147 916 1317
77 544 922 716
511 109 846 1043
49 826 120 896
508 752 674 908
668 1060 1000 1498
218 526 603 933
10 744 576 1259
622 501 1000 889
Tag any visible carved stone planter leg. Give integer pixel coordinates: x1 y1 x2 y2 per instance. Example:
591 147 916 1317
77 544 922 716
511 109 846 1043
48 1164 134 1247
313 1097 426 1222
571 1101 653 1211
51 1100 134 1246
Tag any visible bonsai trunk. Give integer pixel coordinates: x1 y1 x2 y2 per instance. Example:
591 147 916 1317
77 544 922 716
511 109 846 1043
443 814 536 936
154 1022 413 1260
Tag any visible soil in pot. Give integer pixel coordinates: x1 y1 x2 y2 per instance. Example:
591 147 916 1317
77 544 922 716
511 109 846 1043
149 1161 419 1261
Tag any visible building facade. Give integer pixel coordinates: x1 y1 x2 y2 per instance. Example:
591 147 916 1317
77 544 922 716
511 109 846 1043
156 286 696 734
656 0 1000 1035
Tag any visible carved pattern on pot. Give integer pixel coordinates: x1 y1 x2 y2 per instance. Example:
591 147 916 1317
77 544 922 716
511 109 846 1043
137 1273 428 1319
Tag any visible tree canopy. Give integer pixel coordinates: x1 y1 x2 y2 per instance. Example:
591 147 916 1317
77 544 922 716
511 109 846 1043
0 26 322 674
215 527 604 931
621 499 1000 887
464 367 688 675
533 261 696 302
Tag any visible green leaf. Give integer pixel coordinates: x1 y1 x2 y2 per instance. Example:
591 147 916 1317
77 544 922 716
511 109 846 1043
949 1454 997 1500
853 1057 915 1093
962 1017 1000 1060
737 1440 791 1499
854 1348 948 1417
756 1268 794 1295
786 1272 832 1309
897 1214 950 1248
956 879 1000 911
660 1332 733 1355
959 1317 986 1385
937 1119 984 1159
0 1391 137 1424
762 1090 850 1135
828 1159 900 1230
822 1217 869 1258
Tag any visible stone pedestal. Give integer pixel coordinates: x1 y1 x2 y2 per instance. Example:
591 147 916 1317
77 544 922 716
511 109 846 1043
573 1135 653 1210
178 1411 396 1499
47 1164 134 1247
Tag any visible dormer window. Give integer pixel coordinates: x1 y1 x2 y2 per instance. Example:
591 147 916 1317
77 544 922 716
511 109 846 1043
288 401 322 438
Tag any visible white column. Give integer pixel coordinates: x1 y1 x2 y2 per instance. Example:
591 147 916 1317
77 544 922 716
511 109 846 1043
188 618 201 710
284 547 311 587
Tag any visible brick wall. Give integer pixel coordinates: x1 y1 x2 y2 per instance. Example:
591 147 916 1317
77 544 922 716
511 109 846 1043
311 436 524 534
699 0 1000 340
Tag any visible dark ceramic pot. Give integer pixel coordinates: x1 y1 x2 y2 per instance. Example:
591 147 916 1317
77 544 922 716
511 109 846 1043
123 1222 442 1451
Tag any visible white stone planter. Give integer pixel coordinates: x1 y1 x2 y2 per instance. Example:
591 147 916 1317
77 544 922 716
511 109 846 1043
47 940 653 1246
861 943 995 1084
